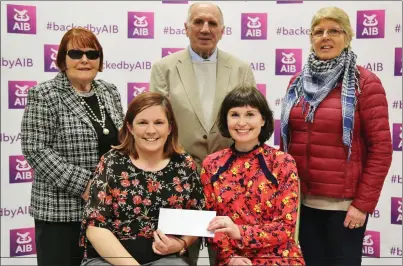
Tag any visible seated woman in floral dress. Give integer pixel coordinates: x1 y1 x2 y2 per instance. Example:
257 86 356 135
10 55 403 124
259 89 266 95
201 86 305 265
80 92 204 266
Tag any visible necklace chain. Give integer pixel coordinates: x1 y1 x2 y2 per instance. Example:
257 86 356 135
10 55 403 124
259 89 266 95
76 89 95 98
76 87 110 135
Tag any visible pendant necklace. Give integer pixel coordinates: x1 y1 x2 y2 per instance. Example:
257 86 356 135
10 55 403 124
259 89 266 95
77 87 110 135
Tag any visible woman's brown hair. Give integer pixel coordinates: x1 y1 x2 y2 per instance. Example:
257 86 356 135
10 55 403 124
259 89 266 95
113 92 184 159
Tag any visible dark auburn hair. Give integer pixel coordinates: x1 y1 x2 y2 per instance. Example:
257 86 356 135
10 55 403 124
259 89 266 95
113 92 184 159
217 86 274 143
56 28 103 72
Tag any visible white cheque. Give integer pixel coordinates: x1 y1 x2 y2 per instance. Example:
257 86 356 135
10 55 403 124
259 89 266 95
157 208 216 237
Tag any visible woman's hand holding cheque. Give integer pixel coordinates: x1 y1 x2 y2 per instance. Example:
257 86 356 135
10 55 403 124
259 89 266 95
152 229 183 255
207 216 241 240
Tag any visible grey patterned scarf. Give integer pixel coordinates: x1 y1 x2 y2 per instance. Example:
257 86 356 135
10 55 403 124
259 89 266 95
281 49 359 159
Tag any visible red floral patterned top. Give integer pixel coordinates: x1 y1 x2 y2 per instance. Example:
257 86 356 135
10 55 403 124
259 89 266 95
80 149 204 264
201 144 305 266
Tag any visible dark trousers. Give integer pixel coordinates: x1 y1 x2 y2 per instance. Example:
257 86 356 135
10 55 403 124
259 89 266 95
187 238 216 266
299 205 369 266
35 219 84 266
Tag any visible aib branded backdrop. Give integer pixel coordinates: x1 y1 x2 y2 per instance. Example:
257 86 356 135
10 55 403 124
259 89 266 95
1 1 402 265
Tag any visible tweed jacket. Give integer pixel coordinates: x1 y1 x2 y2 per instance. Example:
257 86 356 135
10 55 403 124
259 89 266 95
21 72 124 222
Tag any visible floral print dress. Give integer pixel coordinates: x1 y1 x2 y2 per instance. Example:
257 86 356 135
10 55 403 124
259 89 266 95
201 144 305 266
80 149 205 265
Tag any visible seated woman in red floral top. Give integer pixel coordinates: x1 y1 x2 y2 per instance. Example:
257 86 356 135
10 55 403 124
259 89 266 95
80 92 204 266
201 87 305 266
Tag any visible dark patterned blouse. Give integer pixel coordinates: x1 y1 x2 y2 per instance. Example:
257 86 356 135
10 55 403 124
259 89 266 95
201 144 305 266
80 149 205 264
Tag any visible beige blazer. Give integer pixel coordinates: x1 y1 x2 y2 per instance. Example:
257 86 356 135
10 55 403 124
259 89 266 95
149 48 256 170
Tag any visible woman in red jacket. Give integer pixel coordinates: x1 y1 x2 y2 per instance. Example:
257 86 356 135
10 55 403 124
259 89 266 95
280 7 392 266
202 86 304 265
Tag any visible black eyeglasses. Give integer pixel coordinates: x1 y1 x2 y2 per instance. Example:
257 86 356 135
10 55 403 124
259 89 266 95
66 49 101 60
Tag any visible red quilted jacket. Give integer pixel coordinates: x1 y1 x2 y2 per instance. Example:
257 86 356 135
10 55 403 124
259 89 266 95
281 66 392 213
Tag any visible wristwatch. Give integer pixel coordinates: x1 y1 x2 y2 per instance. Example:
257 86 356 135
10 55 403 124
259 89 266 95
177 238 188 256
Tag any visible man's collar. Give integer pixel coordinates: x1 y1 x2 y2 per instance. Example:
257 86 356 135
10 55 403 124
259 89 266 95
188 46 218 63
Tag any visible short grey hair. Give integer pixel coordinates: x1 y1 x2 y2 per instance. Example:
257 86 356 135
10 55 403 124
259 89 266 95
186 2 224 28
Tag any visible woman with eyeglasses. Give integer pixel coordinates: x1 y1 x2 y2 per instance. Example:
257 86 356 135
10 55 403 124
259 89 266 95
280 7 392 266
21 28 124 266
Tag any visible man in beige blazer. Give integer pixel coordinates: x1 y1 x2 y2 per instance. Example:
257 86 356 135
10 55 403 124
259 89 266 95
150 2 255 171
150 2 256 265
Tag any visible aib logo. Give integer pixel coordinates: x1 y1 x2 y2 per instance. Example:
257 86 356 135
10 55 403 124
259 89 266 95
395 48 402 76
127 83 149 105
275 49 302 75
241 13 267 40
44 44 59 72
128 12 154 39
362 230 380 258
256 84 266 97
7 4 36 34
10 227 36 256
274 119 281 146
8 81 36 109
9 155 34 184
162 48 184 58
392 123 402 151
162 0 188 3
391 197 402 225
356 10 385 39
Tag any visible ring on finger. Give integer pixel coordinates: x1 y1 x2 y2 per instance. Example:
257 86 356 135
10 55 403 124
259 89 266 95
354 223 360 228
